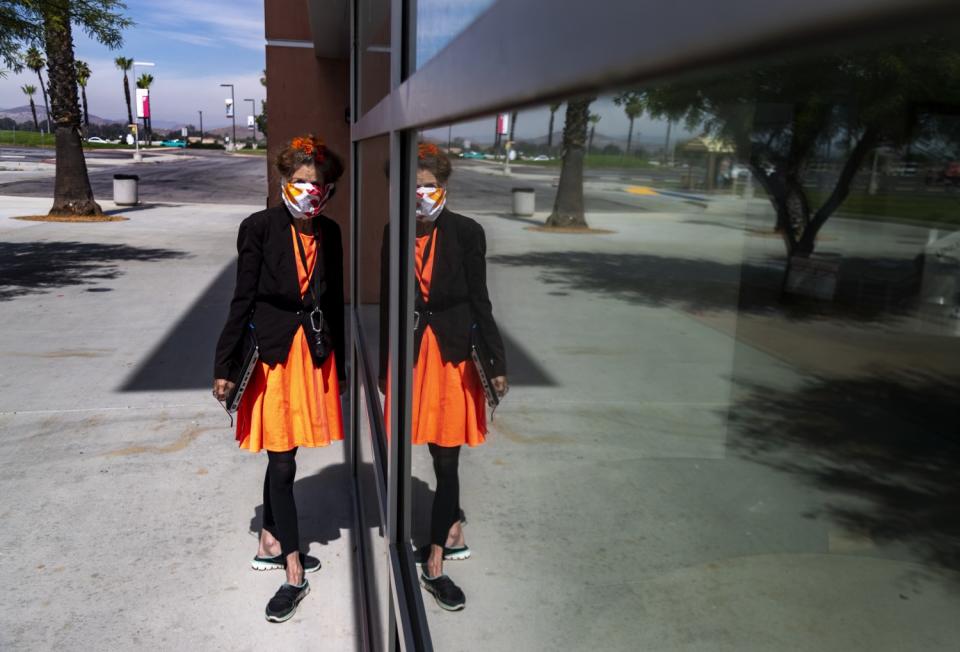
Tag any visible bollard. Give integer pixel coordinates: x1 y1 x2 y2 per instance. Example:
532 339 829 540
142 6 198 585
113 173 140 206
511 187 535 216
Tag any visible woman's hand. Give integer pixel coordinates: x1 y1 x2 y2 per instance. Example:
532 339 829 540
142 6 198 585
492 375 509 398
213 378 236 402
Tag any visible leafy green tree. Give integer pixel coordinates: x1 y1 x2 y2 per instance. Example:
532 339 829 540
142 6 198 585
613 91 642 156
114 56 133 125
24 45 49 131
644 35 960 256
546 97 594 228
256 69 267 136
21 83 39 129
6 0 131 216
75 59 90 128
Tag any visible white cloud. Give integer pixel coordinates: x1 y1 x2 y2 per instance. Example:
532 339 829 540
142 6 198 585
142 0 264 49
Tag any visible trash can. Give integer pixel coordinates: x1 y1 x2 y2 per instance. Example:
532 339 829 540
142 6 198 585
511 187 535 216
113 173 140 206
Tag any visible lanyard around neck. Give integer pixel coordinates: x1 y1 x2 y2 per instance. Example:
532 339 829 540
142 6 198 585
292 222 323 305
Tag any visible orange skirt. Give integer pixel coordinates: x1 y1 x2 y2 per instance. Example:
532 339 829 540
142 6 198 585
411 326 487 447
236 326 343 453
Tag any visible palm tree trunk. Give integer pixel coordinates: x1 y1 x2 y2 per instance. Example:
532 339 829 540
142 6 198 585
43 4 101 216
29 99 39 130
81 86 89 129
547 110 556 152
546 98 593 228
36 71 50 132
123 73 133 125
588 125 596 154
625 117 634 156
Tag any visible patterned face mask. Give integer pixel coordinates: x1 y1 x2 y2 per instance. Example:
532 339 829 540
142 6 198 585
281 181 334 220
415 185 447 221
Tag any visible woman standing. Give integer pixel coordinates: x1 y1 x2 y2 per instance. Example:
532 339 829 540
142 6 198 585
381 143 508 611
213 135 346 623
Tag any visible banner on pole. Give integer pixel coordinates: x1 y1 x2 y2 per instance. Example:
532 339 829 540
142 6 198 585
136 88 150 119
225 98 234 118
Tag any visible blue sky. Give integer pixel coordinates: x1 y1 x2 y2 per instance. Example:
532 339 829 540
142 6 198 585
0 0 265 127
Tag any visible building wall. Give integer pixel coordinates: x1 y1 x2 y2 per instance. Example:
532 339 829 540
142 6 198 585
264 0 353 299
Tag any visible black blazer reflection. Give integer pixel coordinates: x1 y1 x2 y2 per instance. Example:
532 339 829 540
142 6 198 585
214 204 345 382
379 208 506 381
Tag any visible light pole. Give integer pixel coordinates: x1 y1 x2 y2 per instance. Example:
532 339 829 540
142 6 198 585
131 61 155 162
198 110 203 142
220 83 236 151
243 97 257 144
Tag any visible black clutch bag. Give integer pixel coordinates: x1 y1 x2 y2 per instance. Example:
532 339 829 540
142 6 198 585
225 323 260 413
470 323 500 411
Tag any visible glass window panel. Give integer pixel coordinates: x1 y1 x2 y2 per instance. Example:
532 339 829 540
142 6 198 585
358 0 391 116
415 0 495 70
356 388 391 650
357 135 392 435
409 26 960 649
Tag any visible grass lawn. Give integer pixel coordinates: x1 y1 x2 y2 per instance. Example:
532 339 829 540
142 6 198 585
806 189 960 228
0 130 131 149
520 153 656 169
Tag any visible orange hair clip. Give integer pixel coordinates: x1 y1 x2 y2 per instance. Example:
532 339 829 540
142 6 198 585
291 135 326 163
418 142 440 159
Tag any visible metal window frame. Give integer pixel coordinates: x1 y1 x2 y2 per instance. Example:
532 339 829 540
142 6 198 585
349 0 959 650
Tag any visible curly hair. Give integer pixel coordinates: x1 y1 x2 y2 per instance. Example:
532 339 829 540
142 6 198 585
417 142 451 185
276 134 344 184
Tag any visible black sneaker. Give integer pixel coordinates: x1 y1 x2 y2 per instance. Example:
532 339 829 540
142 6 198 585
421 572 465 611
251 552 321 573
265 580 310 623
414 545 471 564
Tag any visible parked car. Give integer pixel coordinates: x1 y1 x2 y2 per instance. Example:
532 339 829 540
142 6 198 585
460 150 485 159
86 136 108 144
530 154 551 161
161 139 187 148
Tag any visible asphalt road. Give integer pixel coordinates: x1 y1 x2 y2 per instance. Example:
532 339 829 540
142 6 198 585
0 147 695 213
0 148 268 205
450 160 693 215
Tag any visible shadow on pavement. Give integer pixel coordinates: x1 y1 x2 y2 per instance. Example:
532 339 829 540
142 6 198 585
123 258 554 391
120 261 234 391
728 372 960 574
488 250 924 322
248 460 365 547
0 240 188 301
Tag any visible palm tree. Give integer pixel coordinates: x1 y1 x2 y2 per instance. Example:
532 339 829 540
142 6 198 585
75 60 91 129
25 46 50 132
42 2 129 216
21 84 39 130
137 72 154 143
547 102 561 153
114 56 133 126
546 97 594 228
613 91 643 156
588 113 601 154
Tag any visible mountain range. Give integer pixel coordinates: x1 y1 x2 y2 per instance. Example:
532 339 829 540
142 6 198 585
1 105 193 130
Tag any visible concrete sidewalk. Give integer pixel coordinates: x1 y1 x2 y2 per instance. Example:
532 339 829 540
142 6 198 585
0 197 360 650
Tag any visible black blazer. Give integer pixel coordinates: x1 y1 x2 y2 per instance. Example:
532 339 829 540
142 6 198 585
214 204 346 382
379 208 506 380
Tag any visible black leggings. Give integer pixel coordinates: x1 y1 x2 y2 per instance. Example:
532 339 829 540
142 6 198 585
262 448 300 557
429 443 461 547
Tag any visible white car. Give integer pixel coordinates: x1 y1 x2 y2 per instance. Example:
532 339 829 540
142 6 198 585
86 136 108 144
